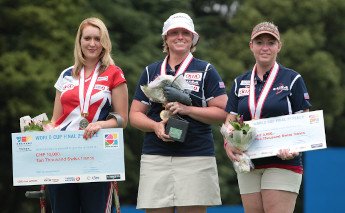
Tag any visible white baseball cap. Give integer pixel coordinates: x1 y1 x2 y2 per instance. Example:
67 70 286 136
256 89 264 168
162 12 199 46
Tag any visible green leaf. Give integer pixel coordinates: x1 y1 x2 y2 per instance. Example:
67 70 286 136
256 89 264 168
230 121 241 130
242 124 250 134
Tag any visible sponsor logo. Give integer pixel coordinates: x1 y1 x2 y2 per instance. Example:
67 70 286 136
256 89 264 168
219 82 225 89
184 72 202 81
272 83 289 94
238 87 250 97
87 176 101 181
16 136 33 148
185 80 199 86
240 80 250 86
104 133 119 148
106 174 121 180
97 76 108 81
18 147 32 152
44 178 59 183
16 136 32 143
309 115 319 124
17 179 39 183
62 84 75 91
94 84 109 91
64 176 80 182
65 177 76 182
188 85 200 92
311 143 323 148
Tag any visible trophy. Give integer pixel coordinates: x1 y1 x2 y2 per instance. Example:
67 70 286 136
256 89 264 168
163 86 191 142
141 75 193 142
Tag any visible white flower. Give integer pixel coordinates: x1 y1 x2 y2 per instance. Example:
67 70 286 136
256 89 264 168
220 115 257 173
233 154 254 173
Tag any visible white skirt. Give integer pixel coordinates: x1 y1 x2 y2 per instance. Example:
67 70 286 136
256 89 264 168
136 154 222 209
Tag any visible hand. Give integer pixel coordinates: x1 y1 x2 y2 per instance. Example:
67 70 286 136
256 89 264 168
154 120 174 142
224 139 243 162
83 122 102 139
277 149 299 160
166 102 189 116
42 122 56 132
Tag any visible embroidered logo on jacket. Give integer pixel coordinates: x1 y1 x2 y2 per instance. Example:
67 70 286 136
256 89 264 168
272 83 288 94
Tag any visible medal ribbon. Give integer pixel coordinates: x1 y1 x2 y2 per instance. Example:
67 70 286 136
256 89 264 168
160 52 193 76
249 62 279 119
79 62 100 117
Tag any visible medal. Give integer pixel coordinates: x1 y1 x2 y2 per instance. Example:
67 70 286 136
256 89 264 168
79 117 89 129
78 63 100 129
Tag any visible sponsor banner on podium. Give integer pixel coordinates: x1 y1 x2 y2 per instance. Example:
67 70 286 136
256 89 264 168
12 128 125 186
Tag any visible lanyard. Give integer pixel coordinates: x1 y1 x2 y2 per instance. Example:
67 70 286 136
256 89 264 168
248 62 279 119
160 52 193 76
79 62 100 117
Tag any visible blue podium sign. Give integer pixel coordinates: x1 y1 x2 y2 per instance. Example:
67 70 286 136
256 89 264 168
12 128 125 186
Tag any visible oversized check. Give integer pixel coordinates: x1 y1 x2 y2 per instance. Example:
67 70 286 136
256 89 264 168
12 128 125 186
245 110 326 159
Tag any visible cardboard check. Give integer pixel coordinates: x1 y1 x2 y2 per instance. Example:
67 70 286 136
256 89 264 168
245 110 326 159
12 128 125 186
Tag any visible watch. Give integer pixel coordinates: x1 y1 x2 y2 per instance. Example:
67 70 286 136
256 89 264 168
106 112 123 128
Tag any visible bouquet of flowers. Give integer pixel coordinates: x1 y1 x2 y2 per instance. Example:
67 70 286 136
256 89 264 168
141 75 194 120
19 113 55 212
220 115 256 173
140 75 193 103
20 113 55 132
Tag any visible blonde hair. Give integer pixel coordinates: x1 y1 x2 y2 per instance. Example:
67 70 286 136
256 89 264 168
73 17 114 77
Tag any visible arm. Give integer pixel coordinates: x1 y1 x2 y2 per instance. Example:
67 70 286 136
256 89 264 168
225 112 237 124
108 83 129 128
129 100 172 142
51 90 63 125
165 94 228 124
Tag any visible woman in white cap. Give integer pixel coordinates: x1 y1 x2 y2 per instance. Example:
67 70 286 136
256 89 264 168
130 12 227 212
224 22 311 213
